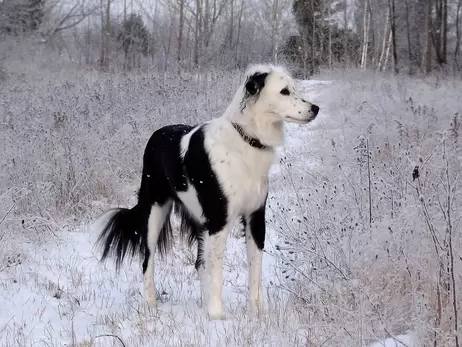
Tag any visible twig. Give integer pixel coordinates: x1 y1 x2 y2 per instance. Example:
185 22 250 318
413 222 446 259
95 334 127 347
366 138 372 226
0 204 15 226
443 140 460 347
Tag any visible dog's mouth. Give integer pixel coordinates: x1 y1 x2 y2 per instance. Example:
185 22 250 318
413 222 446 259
286 115 316 124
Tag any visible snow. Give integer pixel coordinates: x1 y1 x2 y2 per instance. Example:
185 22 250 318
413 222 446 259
0 227 285 346
369 334 415 347
0 81 325 347
0 76 427 347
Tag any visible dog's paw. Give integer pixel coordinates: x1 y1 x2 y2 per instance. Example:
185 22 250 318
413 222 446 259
144 285 158 307
208 308 227 320
207 300 226 320
145 295 158 307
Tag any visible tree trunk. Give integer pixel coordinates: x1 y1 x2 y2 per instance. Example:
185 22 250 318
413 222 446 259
177 0 185 66
432 0 445 66
123 0 127 71
367 0 375 67
100 0 110 70
271 0 279 64
311 0 316 74
378 6 390 71
328 2 332 68
235 0 244 64
360 0 370 70
203 0 210 47
151 0 158 64
319 0 324 66
442 0 448 64
344 0 348 66
425 0 433 74
229 0 234 49
383 29 392 71
105 0 110 69
194 0 201 66
455 0 461 71
100 0 105 68
404 0 413 74
389 0 399 73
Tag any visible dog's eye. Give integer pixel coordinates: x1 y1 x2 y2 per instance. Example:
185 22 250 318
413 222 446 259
280 88 290 96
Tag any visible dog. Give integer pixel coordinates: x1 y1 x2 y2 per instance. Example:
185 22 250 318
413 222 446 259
96 64 320 320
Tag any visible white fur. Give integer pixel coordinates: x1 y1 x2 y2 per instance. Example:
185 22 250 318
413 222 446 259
141 64 318 319
194 64 317 318
205 119 273 217
178 125 206 222
204 228 230 320
144 202 172 307
224 64 317 147
246 225 263 313
177 188 204 222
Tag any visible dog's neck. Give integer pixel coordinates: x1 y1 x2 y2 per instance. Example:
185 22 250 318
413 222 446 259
223 87 285 148
230 110 285 148
231 123 269 150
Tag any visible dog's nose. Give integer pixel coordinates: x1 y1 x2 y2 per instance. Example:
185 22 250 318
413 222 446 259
311 104 320 116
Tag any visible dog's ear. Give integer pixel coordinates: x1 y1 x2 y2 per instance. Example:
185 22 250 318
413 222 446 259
245 72 268 96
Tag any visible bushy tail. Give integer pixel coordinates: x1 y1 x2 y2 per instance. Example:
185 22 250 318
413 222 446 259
96 204 149 270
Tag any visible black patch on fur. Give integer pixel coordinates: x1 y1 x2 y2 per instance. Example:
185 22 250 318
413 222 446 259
239 215 247 238
245 72 268 96
183 126 228 235
97 125 192 271
195 233 205 270
241 72 268 111
248 197 267 250
96 123 227 275
140 124 193 257
97 205 149 271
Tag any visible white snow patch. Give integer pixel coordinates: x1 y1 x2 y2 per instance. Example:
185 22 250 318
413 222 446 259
369 333 415 347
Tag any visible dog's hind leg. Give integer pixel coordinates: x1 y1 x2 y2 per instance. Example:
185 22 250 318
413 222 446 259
142 200 172 307
246 203 266 315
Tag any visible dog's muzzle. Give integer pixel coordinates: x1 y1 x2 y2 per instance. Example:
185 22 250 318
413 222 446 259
311 104 320 117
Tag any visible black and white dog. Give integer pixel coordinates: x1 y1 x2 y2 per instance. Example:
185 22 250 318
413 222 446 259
96 64 319 320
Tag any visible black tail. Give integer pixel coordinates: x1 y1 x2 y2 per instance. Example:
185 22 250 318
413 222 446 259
96 204 149 270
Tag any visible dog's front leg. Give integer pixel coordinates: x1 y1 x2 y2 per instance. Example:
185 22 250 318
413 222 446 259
246 203 266 315
203 226 229 320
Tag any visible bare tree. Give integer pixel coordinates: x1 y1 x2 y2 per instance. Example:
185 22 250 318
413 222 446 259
388 0 398 73
404 0 413 74
255 0 291 64
360 0 370 70
425 0 433 74
377 6 390 71
42 0 99 39
328 2 332 68
194 0 201 66
99 0 111 69
455 0 462 71
177 0 185 66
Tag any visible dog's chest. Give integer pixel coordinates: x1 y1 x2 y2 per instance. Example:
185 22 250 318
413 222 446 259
209 142 274 215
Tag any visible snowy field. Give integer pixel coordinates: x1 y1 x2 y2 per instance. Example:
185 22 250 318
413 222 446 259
1 56 461 346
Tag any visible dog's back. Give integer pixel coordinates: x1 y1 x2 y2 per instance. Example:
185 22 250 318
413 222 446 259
96 124 196 267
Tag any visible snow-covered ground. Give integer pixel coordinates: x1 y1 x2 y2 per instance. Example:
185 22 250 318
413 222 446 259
0 81 327 347
369 334 414 347
3 68 460 346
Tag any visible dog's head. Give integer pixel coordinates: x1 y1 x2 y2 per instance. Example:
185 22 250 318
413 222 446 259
241 65 319 124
